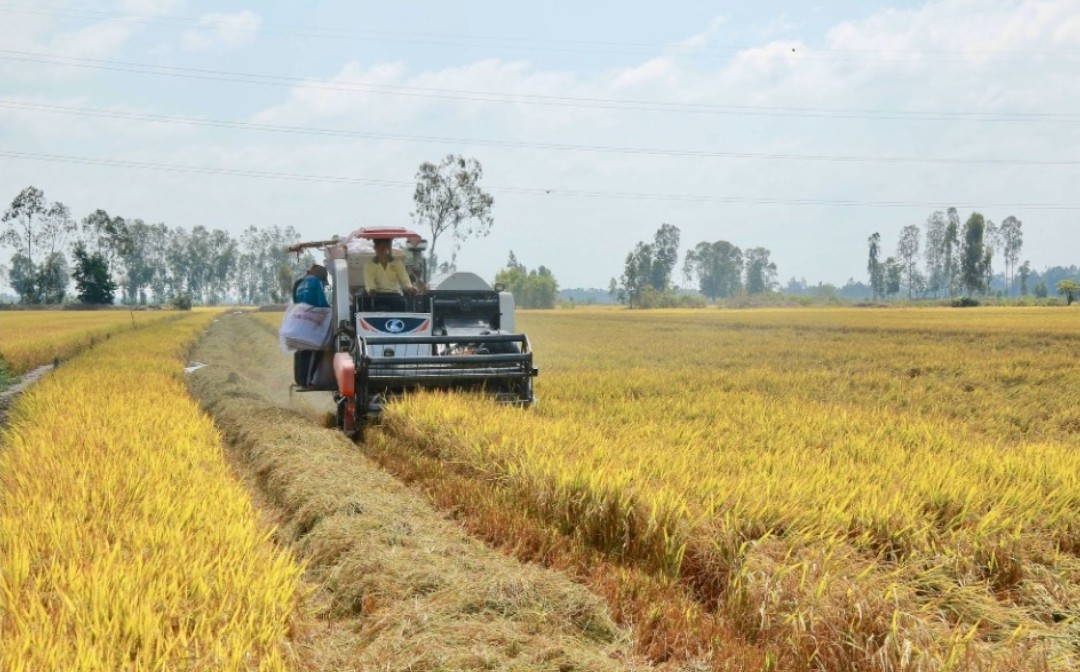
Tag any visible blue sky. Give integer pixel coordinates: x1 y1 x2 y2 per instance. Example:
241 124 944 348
0 0 1076 289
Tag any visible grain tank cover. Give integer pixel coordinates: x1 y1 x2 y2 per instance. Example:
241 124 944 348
429 271 493 292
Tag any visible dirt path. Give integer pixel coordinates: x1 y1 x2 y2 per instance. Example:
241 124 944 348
187 313 653 672
0 363 53 427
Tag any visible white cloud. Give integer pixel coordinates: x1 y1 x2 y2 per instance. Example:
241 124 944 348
0 13 138 66
0 97 202 142
609 57 678 90
674 16 725 50
760 12 797 40
253 59 599 128
0 0 182 77
3 0 1079 288
116 0 184 13
52 19 143 60
182 10 261 52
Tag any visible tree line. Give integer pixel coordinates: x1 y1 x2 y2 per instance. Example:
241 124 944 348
866 208 1078 304
0 155 501 307
866 208 1026 300
1 186 315 306
494 252 559 309
609 223 777 307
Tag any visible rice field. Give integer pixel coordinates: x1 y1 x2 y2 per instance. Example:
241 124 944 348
0 311 303 670
0 309 181 374
372 307 1080 671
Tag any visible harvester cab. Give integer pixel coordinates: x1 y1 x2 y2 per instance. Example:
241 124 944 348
287 226 537 437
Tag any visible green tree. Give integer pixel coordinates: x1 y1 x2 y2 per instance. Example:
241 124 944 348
411 155 494 269
999 216 1023 296
982 219 998 293
683 240 742 301
494 252 559 309
867 232 884 299
960 212 986 296
117 219 160 304
79 209 129 301
744 247 777 295
207 228 237 305
186 225 214 302
649 223 680 292
523 266 558 309
1057 279 1080 305
36 253 69 304
1034 279 1048 299
238 225 307 304
944 208 961 297
924 211 947 297
614 243 652 308
1 188 48 296
897 224 920 299
72 242 117 304
164 227 192 300
37 203 76 303
495 252 527 297
8 252 36 303
80 209 129 267
1018 260 1031 296
884 257 902 298
1 187 76 304
276 263 293 304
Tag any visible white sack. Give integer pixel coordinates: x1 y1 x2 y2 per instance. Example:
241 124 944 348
279 302 333 352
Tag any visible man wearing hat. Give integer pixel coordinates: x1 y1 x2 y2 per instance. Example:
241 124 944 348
364 238 416 311
293 263 330 307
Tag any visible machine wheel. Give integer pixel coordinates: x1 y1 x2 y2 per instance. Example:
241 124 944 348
335 394 364 441
518 375 534 406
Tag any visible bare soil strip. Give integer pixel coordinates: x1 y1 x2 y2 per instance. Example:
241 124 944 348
0 363 52 427
188 312 652 672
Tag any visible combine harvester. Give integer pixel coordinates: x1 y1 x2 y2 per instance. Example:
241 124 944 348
287 227 537 437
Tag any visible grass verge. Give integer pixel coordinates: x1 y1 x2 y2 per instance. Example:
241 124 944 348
0 356 16 392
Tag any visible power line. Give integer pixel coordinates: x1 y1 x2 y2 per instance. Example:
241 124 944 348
2 99 1077 166
2 50 1075 122
3 4 1078 63
2 149 1076 210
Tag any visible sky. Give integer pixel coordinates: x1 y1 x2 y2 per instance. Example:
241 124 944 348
0 0 1077 290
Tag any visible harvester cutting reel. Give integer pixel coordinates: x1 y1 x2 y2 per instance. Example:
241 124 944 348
331 331 537 439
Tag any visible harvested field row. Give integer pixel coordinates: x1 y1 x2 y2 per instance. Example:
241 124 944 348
0 311 303 671
187 312 650 672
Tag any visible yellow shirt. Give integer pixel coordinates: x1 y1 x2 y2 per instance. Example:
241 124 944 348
364 257 413 294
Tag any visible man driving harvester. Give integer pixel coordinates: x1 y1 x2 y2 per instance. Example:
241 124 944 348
364 237 418 311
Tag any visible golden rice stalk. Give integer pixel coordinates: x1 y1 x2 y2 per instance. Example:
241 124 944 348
0 312 303 671
378 306 1080 671
0 310 179 374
